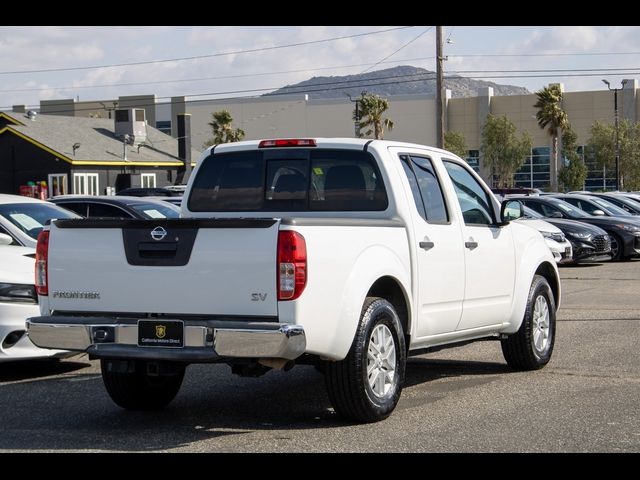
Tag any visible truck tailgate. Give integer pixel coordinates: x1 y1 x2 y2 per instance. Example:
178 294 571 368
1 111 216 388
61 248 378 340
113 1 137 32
46 218 279 317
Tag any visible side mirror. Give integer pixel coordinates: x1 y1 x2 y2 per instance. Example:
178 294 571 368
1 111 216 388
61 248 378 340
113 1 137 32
549 211 563 218
0 233 13 245
592 209 606 216
500 200 524 223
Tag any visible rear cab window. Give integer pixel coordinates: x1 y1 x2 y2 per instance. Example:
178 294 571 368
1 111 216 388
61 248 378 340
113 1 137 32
188 149 388 212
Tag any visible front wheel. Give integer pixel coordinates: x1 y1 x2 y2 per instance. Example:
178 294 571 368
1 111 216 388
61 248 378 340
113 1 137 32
609 233 624 261
501 275 556 370
101 359 185 410
325 297 406 423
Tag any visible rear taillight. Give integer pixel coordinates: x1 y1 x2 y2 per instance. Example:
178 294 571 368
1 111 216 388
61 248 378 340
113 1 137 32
35 230 49 296
277 231 307 301
259 139 317 148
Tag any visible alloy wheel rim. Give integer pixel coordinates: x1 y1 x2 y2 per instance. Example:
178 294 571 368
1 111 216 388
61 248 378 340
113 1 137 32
532 295 551 355
367 324 396 397
610 237 619 258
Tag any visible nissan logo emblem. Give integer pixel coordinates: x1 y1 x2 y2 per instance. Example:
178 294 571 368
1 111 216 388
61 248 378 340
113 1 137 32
151 226 167 241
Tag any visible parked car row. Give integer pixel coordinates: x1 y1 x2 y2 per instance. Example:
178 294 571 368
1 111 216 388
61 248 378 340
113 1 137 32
496 190 640 263
0 193 181 362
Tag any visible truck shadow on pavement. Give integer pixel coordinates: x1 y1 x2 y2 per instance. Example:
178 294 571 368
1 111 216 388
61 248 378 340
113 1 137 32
0 358 510 451
0 359 90 382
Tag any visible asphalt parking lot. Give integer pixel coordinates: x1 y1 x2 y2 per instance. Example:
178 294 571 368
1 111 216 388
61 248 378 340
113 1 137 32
1 259 639 452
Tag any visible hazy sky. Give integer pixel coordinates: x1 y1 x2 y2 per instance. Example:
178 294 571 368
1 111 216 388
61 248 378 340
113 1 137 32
1 26 639 109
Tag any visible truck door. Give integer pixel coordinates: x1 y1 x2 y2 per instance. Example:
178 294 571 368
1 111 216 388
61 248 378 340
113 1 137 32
393 150 465 337
441 160 516 331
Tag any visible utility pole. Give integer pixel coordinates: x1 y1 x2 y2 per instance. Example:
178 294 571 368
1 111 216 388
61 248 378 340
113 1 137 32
436 26 445 149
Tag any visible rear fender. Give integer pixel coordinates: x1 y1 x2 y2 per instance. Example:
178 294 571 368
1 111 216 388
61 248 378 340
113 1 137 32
322 245 411 360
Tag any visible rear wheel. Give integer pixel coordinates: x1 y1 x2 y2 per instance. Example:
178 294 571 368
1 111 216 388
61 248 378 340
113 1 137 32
325 297 406 423
501 275 556 370
101 359 185 410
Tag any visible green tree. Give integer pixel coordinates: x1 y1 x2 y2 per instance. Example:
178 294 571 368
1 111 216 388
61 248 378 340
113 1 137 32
558 126 588 191
534 84 569 192
587 119 640 191
203 110 245 148
481 114 532 188
354 92 394 140
444 131 468 158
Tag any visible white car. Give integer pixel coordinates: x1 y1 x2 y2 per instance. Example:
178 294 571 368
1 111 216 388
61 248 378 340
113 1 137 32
0 194 79 248
0 239 70 361
517 216 573 264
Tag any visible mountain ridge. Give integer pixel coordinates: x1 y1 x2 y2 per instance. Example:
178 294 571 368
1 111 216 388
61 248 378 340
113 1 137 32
266 65 530 99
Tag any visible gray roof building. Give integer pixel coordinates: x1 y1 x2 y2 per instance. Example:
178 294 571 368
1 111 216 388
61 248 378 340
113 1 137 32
0 111 201 196
0 111 199 166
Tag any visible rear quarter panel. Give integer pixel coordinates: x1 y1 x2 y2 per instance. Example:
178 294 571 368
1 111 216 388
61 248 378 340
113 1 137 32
279 224 411 360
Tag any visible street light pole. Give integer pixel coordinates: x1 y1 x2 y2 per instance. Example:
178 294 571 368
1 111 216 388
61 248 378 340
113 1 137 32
602 79 628 191
346 93 361 138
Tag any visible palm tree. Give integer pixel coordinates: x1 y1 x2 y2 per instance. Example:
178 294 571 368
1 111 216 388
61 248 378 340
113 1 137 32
203 110 245 147
354 92 394 140
534 85 569 191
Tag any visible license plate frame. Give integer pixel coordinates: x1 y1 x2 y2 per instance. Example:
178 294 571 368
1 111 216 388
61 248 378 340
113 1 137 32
137 320 184 348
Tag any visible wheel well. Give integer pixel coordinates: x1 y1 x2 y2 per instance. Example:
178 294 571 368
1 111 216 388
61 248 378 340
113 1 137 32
535 262 559 309
367 277 410 341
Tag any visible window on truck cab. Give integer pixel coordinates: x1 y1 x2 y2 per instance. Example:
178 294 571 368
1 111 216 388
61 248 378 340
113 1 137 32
188 149 388 212
442 160 496 226
399 154 449 224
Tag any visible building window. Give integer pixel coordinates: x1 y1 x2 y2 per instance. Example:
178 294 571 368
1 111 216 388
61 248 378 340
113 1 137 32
73 173 99 195
48 173 68 198
466 150 480 173
141 173 157 188
514 147 550 189
156 121 171 135
580 145 616 191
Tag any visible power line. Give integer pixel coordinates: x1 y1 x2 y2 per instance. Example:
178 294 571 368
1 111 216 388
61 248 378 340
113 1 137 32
5 63 640 95
5 69 640 114
5 58 640 96
360 26 434 74
0 56 437 94
3 73 445 113
449 51 640 58
0 26 416 76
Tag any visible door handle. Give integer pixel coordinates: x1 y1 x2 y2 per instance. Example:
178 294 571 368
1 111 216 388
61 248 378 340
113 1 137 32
465 241 478 250
419 241 435 250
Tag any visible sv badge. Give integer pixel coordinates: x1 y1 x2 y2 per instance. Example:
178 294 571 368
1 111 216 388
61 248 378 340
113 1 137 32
251 293 268 301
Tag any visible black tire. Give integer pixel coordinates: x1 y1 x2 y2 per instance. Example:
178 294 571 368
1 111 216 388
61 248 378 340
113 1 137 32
502 275 556 371
101 359 185 410
609 233 624 261
325 297 406 423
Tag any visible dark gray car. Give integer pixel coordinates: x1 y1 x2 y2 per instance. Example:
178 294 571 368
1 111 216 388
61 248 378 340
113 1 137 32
50 196 180 220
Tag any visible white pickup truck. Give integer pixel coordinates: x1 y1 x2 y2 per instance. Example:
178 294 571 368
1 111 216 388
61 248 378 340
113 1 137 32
27 138 560 423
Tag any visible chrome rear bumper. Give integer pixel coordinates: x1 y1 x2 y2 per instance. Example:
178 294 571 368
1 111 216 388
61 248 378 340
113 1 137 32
26 317 306 362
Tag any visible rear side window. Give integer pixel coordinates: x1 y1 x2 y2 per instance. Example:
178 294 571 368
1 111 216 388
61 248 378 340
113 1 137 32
189 149 388 212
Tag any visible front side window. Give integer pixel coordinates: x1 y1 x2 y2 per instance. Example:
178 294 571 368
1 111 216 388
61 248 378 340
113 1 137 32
130 203 180 219
189 149 387 212
443 161 495 226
